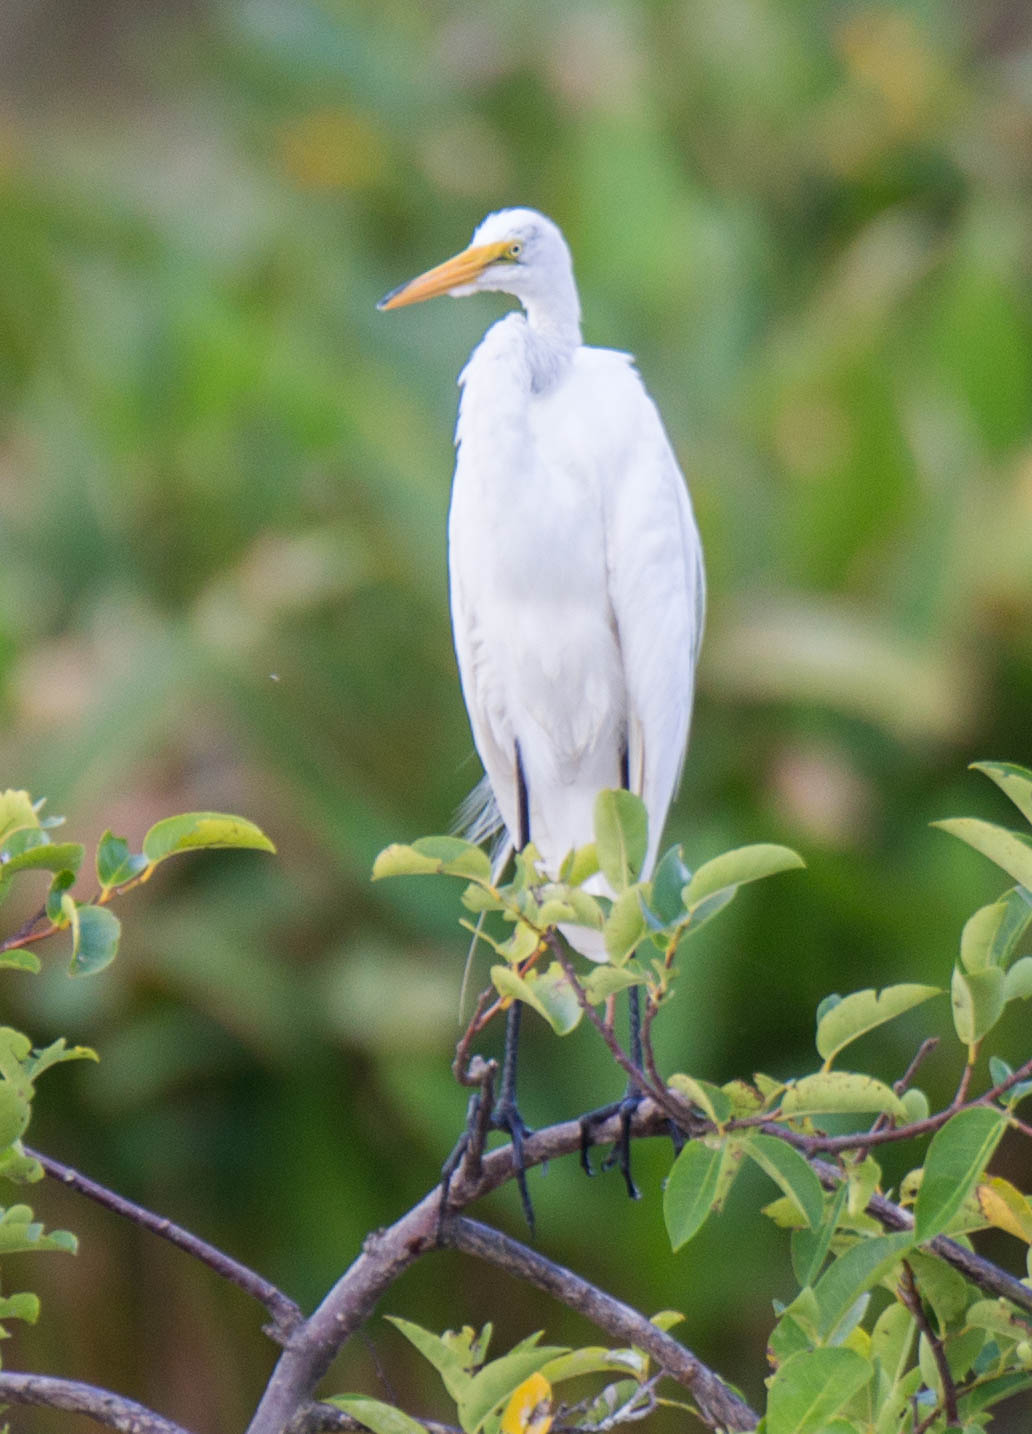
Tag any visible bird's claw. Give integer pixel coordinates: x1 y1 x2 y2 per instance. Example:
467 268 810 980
579 1095 641 1199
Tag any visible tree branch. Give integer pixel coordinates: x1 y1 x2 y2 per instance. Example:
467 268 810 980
286 1404 462 1434
0 1372 195 1434
899 1261 957 1424
441 1216 758 1432
244 1106 684 1434
27 1145 303 1338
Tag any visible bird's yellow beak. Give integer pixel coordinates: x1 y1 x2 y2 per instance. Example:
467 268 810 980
377 240 512 310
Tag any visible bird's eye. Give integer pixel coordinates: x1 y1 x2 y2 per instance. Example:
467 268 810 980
507 241 523 260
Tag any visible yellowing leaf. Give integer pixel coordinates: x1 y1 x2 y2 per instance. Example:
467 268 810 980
978 1178 1032 1244
142 813 275 864
501 1372 553 1434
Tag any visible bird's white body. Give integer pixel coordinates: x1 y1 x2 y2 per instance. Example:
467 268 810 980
381 208 704 916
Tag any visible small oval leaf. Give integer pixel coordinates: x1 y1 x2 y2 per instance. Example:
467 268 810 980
681 843 804 909
951 965 1006 1046
816 983 940 1064
781 1071 908 1122
663 1139 731 1251
766 1346 873 1434
914 1106 1008 1243
745 1133 824 1230
142 812 276 865
594 791 648 891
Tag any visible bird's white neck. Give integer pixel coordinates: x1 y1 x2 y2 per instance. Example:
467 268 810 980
521 292 582 393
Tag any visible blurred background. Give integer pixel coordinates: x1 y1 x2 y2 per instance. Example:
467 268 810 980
1 0 1032 1429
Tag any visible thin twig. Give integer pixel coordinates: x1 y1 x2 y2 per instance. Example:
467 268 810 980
27 1145 302 1337
0 1372 194 1434
441 1216 758 1432
899 1260 958 1423
808 1156 1032 1314
453 989 495 1084
546 936 687 1129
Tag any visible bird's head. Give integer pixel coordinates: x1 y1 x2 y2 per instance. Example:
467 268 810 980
378 208 576 316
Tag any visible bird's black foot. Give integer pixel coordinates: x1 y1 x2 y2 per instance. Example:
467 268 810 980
580 1094 687 1200
492 1099 535 1232
579 1093 642 1200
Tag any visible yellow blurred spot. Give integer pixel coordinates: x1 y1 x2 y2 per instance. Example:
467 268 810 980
501 1372 553 1434
278 108 387 190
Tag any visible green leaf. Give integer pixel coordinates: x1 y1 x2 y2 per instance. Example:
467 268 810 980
95 831 149 890
951 965 1006 1046
593 790 648 891
558 842 600 887
906 1250 971 1329
385 1316 474 1403
580 965 645 1004
0 1207 76 1255
965 1296 1030 1340
682 843 804 908
674 886 737 939
0 1145 43 1184
816 984 940 1065
971 760 1032 828
663 1139 736 1250
0 1087 30 1152
648 845 692 924
934 818 1032 892
327 1397 427 1434
0 792 40 848
0 843 85 905
0 951 41 975
746 1133 824 1230
0 1291 39 1324
538 1346 644 1384
23 1037 98 1080
458 1346 568 1434
1005 955 1032 1002
63 901 121 977
957 1370 1032 1418
603 886 647 964
870 1300 915 1387
780 1072 908 1122
668 1074 732 1126
45 870 76 924
961 890 1032 973
766 1347 873 1434
791 1183 847 1286
374 838 491 882
141 812 276 865
914 1106 1008 1242
813 1233 914 1339
537 886 605 933
490 964 581 1036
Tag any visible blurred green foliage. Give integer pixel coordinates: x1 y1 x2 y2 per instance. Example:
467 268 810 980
2 0 1032 1430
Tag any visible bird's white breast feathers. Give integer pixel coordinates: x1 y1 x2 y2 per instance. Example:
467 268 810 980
449 314 704 891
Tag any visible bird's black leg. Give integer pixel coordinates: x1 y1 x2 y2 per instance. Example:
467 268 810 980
484 743 536 1229
492 1000 535 1229
579 986 643 1199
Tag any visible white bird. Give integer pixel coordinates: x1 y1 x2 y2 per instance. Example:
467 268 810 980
380 209 704 1215
380 208 704 917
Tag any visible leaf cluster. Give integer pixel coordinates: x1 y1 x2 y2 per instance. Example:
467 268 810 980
374 789 804 1035
0 789 274 1361
372 764 1032 1433
331 1314 690 1434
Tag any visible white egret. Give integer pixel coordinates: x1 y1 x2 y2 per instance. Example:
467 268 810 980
379 209 704 1214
